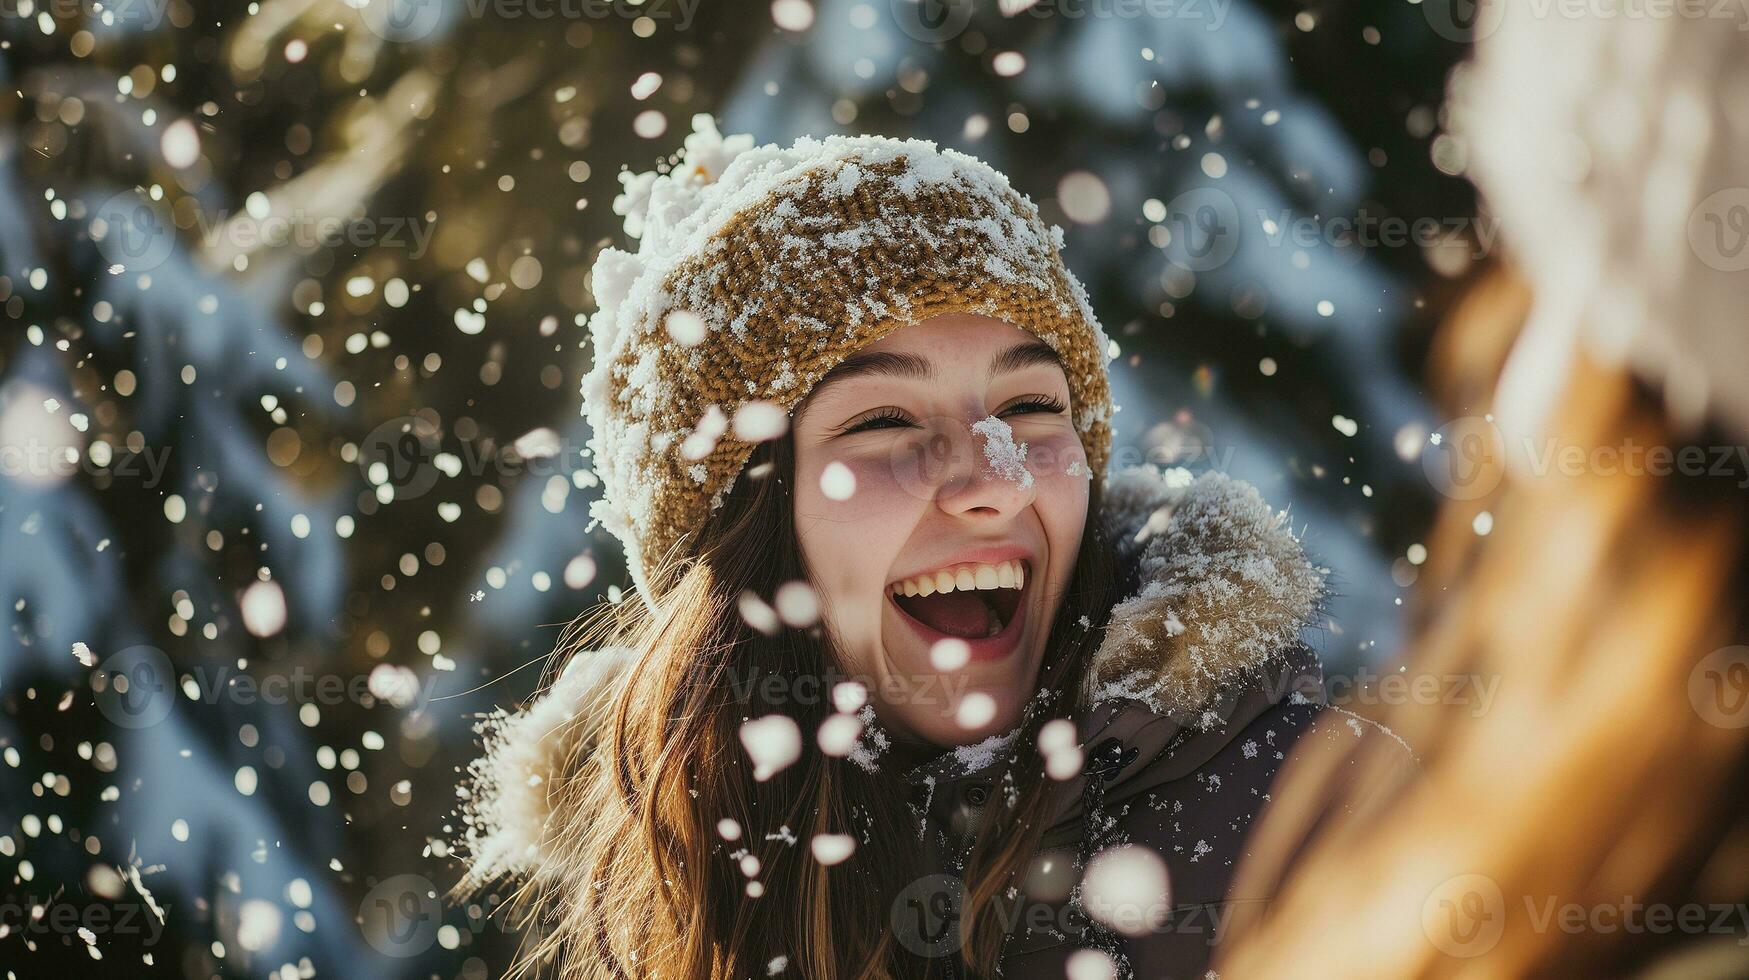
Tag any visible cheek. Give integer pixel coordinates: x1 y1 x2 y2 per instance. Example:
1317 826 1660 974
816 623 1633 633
1025 430 1091 563
794 448 926 627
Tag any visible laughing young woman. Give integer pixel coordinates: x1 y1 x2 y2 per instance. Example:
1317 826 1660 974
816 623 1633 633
458 118 1408 979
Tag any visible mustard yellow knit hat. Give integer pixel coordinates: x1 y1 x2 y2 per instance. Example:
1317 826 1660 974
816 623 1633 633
582 116 1117 602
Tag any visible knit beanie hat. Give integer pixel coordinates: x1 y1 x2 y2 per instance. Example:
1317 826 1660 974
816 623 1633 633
582 116 1118 603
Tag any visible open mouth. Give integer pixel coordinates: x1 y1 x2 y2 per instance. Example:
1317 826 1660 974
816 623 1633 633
888 558 1028 646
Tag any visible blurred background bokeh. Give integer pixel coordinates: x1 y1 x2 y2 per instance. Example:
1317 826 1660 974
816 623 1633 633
0 0 1493 974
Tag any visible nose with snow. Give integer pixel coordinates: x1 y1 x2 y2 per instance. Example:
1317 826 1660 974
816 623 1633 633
890 414 1037 503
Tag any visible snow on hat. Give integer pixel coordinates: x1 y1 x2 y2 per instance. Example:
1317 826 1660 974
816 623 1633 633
582 115 1117 602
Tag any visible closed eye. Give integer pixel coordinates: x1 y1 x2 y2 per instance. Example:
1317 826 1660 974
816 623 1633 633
997 395 1068 419
838 395 1067 435
840 407 916 434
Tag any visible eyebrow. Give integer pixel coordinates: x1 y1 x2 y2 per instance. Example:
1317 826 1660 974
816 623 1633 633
810 339 1063 399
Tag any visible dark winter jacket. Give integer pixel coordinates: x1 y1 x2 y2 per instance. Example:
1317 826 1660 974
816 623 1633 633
892 465 1415 978
458 464 1415 979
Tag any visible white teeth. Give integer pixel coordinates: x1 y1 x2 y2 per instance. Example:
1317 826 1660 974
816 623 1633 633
890 559 1028 598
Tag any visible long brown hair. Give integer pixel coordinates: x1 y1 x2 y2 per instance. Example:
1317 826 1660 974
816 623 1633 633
512 427 1116 978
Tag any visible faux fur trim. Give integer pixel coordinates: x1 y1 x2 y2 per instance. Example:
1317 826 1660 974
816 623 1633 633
457 645 634 885
1082 465 1327 724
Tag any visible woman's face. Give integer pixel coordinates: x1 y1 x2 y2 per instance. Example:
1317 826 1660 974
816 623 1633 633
792 313 1090 752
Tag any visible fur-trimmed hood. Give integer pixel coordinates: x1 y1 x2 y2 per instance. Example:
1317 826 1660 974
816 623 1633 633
455 464 1327 887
